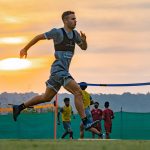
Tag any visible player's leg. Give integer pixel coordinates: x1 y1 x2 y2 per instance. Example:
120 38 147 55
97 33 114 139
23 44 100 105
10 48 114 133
89 127 102 138
106 133 110 139
61 131 69 139
106 124 112 139
24 87 56 107
68 129 73 139
68 122 73 139
61 121 70 139
92 132 95 138
88 118 102 138
105 124 110 139
95 122 102 139
64 79 99 130
69 131 73 139
85 107 102 137
65 121 73 139
13 87 57 121
80 123 84 139
64 79 85 118
92 123 100 138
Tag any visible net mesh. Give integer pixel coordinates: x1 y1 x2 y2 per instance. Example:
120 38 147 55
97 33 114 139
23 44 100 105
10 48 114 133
0 111 150 139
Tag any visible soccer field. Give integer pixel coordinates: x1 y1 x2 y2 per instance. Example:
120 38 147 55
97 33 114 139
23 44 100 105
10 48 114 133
0 140 150 150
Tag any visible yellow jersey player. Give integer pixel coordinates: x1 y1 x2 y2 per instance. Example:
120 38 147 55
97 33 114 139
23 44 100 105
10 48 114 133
79 82 102 139
57 98 75 139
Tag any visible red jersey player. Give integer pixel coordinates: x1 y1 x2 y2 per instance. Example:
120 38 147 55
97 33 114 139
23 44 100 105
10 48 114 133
102 101 114 139
91 102 103 138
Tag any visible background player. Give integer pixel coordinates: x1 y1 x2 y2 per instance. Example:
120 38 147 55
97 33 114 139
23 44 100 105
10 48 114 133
102 101 114 139
79 82 102 139
91 102 103 138
57 98 75 139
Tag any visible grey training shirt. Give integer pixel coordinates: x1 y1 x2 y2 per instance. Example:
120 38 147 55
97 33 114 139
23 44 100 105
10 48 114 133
44 28 82 75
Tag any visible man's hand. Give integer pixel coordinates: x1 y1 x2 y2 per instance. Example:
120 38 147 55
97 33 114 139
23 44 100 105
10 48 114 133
79 31 87 50
20 49 27 58
57 121 60 125
80 31 86 42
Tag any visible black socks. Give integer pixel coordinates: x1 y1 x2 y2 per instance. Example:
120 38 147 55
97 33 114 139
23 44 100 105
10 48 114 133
82 117 88 125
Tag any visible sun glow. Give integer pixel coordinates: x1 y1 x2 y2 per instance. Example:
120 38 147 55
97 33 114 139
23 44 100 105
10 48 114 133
0 37 26 44
0 58 32 71
4 17 21 23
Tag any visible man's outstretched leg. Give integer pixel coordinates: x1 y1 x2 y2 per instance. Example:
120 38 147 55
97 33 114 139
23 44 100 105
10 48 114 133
89 127 103 138
61 131 69 139
64 79 98 130
13 87 56 121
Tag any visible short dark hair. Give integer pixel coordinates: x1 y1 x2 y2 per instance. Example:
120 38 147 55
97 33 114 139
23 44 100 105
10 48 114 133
64 97 70 102
94 102 99 105
62 11 75 21
105 101 109 108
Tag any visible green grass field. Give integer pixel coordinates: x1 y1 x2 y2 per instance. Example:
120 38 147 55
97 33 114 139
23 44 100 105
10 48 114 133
0 140 150 150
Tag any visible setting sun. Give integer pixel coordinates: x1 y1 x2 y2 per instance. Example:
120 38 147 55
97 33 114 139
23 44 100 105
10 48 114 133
0 58 32 71
0 37 26 44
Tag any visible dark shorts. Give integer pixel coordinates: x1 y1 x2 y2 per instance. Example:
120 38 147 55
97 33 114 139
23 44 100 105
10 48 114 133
46 72 73 92
63 121 72 132
104 123 112 133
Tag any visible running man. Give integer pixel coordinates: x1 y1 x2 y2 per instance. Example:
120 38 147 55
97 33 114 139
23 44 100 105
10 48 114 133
102 101 114 139
57 98 75 139
79 82 102 139
13 11 97 130
91 102 103 138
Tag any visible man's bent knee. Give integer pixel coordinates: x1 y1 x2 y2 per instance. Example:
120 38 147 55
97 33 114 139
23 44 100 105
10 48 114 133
73 89 82 97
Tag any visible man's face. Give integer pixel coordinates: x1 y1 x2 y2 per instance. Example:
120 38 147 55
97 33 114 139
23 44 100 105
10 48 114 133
65 101 70 107
94 104 99 109
65 14 77 29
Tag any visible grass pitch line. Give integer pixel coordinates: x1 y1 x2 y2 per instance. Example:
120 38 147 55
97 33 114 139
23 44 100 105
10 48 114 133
77 138 119 141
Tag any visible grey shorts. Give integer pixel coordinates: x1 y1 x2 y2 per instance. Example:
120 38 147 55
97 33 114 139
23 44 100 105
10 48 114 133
85 107 93 123
45 72 74 92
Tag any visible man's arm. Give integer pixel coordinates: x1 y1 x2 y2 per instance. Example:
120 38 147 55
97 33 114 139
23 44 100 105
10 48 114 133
57 111 61 125
71 110 76 119
57 108 63 125
78 31 87 50
90 96 94 105
20 34 46 58
111 110 114 119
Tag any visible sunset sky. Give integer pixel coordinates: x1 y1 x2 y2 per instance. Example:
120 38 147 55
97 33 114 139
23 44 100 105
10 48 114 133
0 0 150 94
